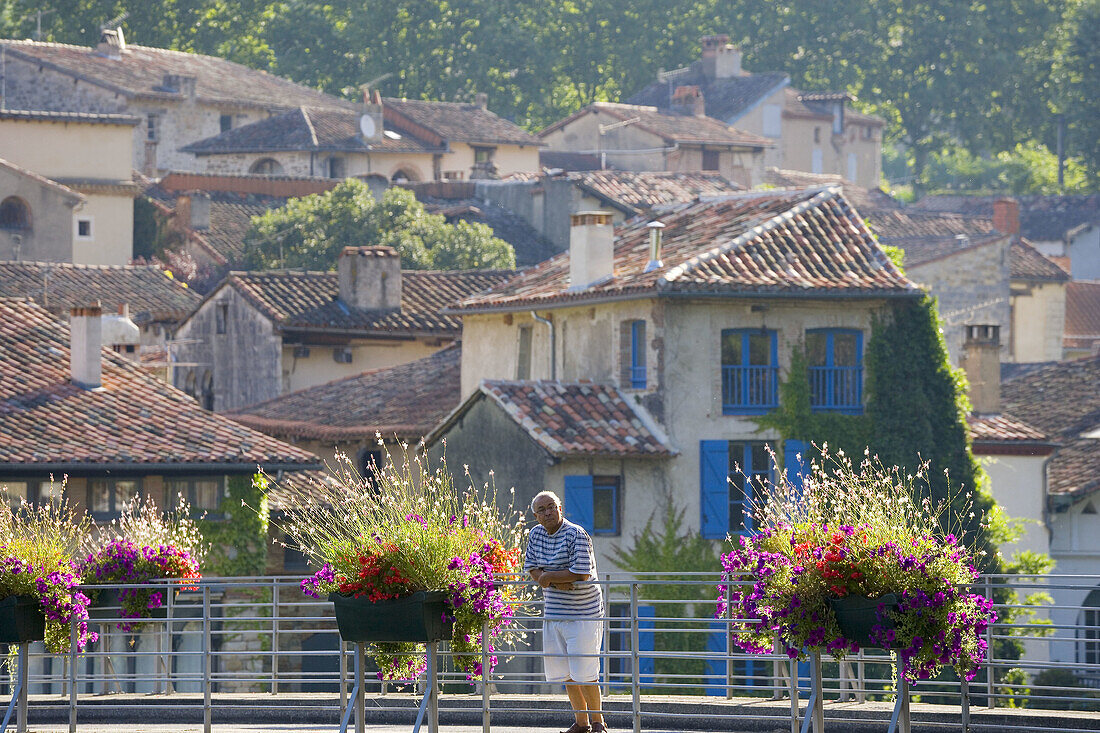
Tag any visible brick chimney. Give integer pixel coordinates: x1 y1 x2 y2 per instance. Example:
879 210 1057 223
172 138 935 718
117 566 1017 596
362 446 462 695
474 92 488 110
96 28 126 59
701 34 742 80
992 198 1019 236
70 304 103 389
568 211 615 291
175 193 211 231
338 246 402 310
960 324 1001 415
671 86 706 117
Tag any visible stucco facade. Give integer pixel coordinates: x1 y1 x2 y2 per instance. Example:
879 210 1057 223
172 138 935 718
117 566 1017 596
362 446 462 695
280 339 439 395
1010 280 1066 363
0 164 82 261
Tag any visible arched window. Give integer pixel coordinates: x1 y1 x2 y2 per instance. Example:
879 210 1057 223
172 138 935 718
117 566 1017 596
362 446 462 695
0 197 31 230
200 370 214 411
390 168 419 184
184 371 197 398
249 158 284 176
1079 588 1100 666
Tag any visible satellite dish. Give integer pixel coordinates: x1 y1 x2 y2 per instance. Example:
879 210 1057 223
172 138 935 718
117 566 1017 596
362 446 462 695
359 114 376 138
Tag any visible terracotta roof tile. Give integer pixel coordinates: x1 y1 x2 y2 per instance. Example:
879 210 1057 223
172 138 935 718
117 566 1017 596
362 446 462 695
966 413 1048 442
1065 281 1100 351
1001 356 1100 497
227 344 460 442
383 98 542 147
454 188 916 312
0 40 349 112
0 261 200 324
1010 240 1070 281
542 102 772 148
626 66 790 122
227 268 514 334
570 170 743 214
0 108 139 126
910 194 1100 242
480 380 673 458
0 298 318 469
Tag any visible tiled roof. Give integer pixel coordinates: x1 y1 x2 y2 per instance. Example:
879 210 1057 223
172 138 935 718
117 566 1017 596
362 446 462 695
0 40 349 112
1001 356 1100 497
0 108 139 126
224 268 514 334
966 413 1048 443
227 344 460 442
1010 240 1070 281
541 102 772 148
910 194 1100 242
0 261 201 324
478 380 673 458
570 170 743 215
454 188 916 312
0 298 319 469
0 158 84 203
788 89 884 126
382 98 542 147
625 65 790 123
540 151 602 172
1065 281 1100 351
182 106 444 155
762 169 899 211
418 198 556 266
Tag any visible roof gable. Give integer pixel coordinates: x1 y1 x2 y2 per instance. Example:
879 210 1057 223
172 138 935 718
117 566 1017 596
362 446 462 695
0 157 85 204
570 171 743 215
382 98 542 147
625 64 790 123
541 102 771 148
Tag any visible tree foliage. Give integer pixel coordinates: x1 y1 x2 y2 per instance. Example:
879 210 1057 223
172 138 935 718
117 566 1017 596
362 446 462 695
240 180 515 271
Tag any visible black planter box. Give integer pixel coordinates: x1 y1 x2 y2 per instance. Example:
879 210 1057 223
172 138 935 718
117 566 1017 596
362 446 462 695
330 590 453 643
0 595 46 643
827 593 900 649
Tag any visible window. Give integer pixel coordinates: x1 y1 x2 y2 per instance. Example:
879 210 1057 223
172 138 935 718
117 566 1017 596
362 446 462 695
813 127 821 144
391 168 418 183
75 217 93 240
200 370 214 411
88 478 140 517
807 329 863 413
357 449 383 481
167 476 225 515
0 479 63 504
702 149 720 171
516 325 532 379
0 197 31 230
811 148 823 174
700 440 774 538
146 114 159 142
219 114 233 133
1080 589 1100 667
621 320 646 389
832 101 845 135
249 158 284 176
721 329 778 414
473 146 495 165
762 104 782 138
563 475 620 535
847 153 858 183
215 302 228 335
326 156 346 179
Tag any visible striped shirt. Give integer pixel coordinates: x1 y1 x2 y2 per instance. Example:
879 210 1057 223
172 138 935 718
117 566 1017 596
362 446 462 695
524 518 603 619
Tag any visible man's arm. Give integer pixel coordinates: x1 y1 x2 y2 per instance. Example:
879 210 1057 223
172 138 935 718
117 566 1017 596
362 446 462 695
535 568 589 588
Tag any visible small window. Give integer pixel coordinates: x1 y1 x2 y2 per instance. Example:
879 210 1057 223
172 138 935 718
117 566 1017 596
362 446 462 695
88 478 140 518
0 197 31 230
621 320 646 389
326 157 346 179
215 302 228 335
391 168 418 183
75 217 93 240
1078 589 1100 666
832 101 845 135
516 325 532 379
167 477 226 515
563 474 621 535
249 158 284 176
146 114 159 142
219 114 233 133
762 104 782 138
813 127 821 144
473 146 495 164
702 149 720 171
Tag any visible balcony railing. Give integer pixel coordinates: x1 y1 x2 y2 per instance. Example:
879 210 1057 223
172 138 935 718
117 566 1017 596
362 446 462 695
809 365 863 413
721 365 779 414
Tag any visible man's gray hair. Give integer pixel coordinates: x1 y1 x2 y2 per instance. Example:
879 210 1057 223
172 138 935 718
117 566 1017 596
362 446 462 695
530 490 562 512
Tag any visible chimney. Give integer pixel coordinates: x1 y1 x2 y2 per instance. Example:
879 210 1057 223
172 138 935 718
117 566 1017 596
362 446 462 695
338 246 402 310
671 86 706 117
70 304 103 389
992 198 1019 236
644 221 665 273
189 192 211 230
102 303 141 360
960 324 1001 414
701 34 741 80
357 89 384 143
568 211 615 291
96 28 126 59
474 92 488 110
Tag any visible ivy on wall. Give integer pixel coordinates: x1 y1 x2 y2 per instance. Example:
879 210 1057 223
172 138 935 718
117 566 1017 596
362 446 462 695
198 473 270 577
757 295 1001 570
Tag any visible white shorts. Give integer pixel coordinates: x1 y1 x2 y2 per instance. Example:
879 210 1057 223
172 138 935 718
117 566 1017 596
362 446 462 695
542 618 603 683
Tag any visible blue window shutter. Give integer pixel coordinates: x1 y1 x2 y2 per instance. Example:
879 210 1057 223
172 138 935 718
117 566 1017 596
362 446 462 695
563 475 595 532
700 441 729 539
705 621 727 696
638 605 655 685
784 439 809 497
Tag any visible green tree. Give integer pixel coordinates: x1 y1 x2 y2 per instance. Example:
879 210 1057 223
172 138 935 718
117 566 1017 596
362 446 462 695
1060 0 1100 187
240 180 515 271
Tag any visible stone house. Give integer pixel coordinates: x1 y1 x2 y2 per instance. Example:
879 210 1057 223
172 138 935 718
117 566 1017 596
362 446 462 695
425 187 919 574
0 109 140 264
1064 281 1100 359
476 170 743 256
170 246 512 412
0 35 351 176
538 102 770 188
181 95 542 184
1009 239 1070 363
625 35 885 189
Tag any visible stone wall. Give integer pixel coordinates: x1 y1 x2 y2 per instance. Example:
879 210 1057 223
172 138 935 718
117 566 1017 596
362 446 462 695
0 167 79 261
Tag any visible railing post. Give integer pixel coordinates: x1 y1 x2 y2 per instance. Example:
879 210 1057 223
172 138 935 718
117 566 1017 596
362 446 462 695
961 676 970 733
856 648 866 703
271 578 280 695
630 582 641 733
481 618 490 733
984 576 995 708
69 619 78 733
602 572 611 696
427 641 439 733
165 584 175 695
355 643 365 733
203 585 212 733
788 655 798 733
17 642 27 733
725 577 733 699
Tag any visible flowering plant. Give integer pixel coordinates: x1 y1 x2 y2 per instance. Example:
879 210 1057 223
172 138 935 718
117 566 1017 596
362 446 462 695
278 446 530 681
0 493 97 655
79 496 206 630
716 447 996 682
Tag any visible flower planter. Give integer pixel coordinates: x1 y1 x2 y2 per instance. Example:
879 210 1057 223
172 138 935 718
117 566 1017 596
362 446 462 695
330 590 453 643
0 595 46 644
827 593 900 649
86 587 171 621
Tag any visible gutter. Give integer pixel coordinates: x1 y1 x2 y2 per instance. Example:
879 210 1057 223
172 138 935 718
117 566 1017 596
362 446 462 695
0 462 322 475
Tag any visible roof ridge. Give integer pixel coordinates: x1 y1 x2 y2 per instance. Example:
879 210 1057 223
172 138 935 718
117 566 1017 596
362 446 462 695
658 187 839 284
299 106 320 148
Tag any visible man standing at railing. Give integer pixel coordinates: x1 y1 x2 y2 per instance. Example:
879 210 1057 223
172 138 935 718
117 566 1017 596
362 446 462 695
526 490 608 733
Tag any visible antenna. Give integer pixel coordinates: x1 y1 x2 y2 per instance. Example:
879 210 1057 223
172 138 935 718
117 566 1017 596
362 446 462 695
99 11 128 31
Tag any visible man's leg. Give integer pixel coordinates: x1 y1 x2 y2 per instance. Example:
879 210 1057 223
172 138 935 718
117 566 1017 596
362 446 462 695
564 681 590 727
579 681 604 727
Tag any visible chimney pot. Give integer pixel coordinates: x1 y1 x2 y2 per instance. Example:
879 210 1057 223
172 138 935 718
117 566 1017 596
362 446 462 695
644 221 665 273
338 246 402 310
70 303 104 389
700 34 741 80
992 198 1020 236
474 92 488 110
569 211 615 290
961 324 1001 414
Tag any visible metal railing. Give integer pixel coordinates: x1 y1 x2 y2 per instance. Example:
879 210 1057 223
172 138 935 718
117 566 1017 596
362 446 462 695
721 364 779 413
1 572 1099 733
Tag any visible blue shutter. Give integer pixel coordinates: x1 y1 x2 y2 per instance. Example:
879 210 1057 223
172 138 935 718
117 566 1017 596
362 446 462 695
563 475 595 532
700 441 729 539
784 439 809 497
705 621 727 696
638 605 655 686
